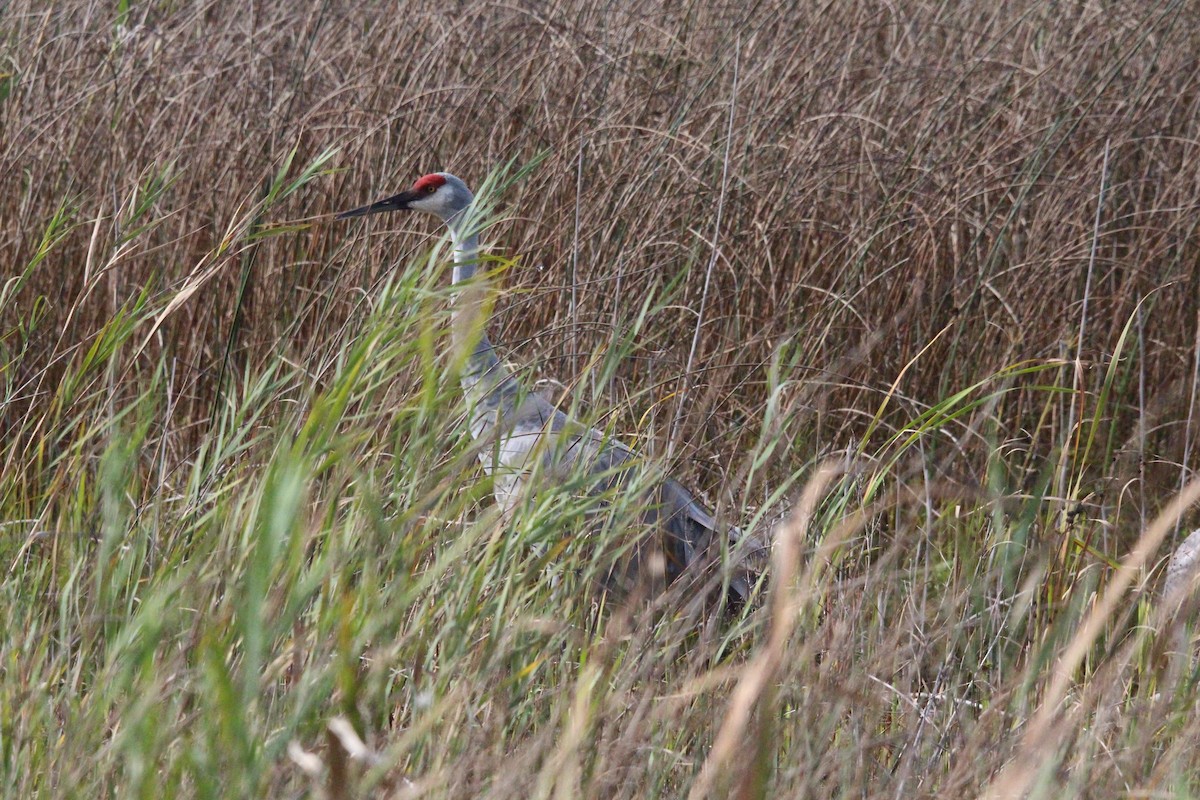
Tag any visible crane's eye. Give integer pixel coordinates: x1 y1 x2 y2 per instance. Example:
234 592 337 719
425 184 437 194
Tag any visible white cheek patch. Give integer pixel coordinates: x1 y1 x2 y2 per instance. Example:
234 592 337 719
432 193 455 217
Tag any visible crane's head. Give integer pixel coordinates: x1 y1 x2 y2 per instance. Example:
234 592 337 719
336 172 473 223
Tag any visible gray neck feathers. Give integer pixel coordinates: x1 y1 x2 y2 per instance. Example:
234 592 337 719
444 211 517 416
451 229 480 283
447 206 481 281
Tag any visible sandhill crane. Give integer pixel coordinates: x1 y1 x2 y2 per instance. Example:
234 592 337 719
338 172 761 609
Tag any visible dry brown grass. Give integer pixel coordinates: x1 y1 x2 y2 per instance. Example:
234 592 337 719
6 0 1200 797
5 0 1199 474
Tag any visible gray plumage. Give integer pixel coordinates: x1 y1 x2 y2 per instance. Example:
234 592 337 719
1165 527 1200 601
339 172 760 607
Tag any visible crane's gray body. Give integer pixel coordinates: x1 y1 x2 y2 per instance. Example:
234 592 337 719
462 336 754 600
340 172 759 606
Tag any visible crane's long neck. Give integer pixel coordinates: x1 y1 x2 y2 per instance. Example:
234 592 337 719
451 228 480 283
446 218 519 422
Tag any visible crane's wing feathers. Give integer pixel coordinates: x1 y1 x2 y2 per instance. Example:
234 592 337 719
473 391 761 606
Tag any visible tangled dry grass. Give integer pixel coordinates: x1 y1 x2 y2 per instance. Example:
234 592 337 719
5 0 1200 797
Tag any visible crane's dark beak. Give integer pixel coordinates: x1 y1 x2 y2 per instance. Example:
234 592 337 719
336 189 421 220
